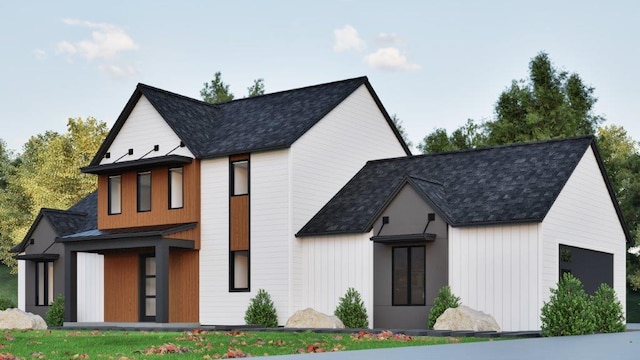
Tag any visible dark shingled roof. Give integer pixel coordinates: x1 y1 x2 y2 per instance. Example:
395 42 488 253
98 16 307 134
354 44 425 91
297 136 621 236
88 76 410 165
10 191 97 253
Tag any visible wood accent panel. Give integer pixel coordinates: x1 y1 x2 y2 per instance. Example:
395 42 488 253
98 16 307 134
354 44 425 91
98 160 201 240
166 225 200 247
230 154 249 162
169 249 199 322
230 195 249 251
104 252 138 322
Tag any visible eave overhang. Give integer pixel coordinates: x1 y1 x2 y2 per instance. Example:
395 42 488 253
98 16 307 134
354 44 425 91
80 155 192 175
370 233 436 244
14 253 59 261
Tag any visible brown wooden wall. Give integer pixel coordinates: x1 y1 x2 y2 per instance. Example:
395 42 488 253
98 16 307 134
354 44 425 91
169 249 199 322
104 252 139 322
230 196 249 251
97 160 200 240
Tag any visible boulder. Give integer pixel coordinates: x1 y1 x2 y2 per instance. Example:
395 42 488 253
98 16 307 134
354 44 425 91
285 308 344 329
433 305 500 332
0 308 47 329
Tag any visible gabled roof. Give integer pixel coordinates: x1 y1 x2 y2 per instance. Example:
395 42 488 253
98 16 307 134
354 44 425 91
10 191 97 253
297 136 630 241
88 76 411 166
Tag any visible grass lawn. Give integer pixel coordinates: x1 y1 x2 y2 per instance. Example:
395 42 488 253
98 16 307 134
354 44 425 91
0 265 17 306
0 329 490 359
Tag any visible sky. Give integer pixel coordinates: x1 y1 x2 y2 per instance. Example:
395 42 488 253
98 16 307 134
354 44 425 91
1 1 639 153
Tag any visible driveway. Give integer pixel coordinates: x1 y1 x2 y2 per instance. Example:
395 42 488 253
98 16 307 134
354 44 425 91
267 328 640 360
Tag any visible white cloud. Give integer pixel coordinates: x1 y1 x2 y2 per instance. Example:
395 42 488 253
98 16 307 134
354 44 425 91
33 49 48 60
57 19 138 60
333 25 366 53
99 64 138 79
364 47 421 71
374 32 403 47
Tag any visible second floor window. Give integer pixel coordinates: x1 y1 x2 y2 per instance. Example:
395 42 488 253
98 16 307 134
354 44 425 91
138 171 151 212
232 161 249 196
108 175 122 215
169 167 183 209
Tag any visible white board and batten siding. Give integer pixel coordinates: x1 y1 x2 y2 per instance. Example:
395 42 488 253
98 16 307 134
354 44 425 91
17 258 25 311
300 233 374 325
290 84 408 315
100 95 193 165
542 146 626 313
76 253 104 322
448 223 541 331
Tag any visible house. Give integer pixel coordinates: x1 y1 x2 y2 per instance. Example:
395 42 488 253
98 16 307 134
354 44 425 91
11 192 103 321
297 136 629 331
45 76 410 324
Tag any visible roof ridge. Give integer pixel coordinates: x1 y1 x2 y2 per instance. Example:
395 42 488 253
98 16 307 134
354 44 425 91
41 208 87 216
137 83 218 108
408 175 443 186
366 135 595 165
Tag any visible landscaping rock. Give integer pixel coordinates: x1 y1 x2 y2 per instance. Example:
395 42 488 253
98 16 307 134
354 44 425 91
285 308 344 329
0 308 47 329
434 305 500 332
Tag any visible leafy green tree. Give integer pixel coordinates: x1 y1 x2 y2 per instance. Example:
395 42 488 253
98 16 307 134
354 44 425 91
390 114 413 149
334 287 368 328
591 283 625 333
247 78 265 97
244 289 278 327
428 285 460 329
0 117 108 271
201 71 235 104
540 273 596 336
418 119 485 153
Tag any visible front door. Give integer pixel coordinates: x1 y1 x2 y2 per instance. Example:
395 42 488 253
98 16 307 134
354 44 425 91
139 254 156 322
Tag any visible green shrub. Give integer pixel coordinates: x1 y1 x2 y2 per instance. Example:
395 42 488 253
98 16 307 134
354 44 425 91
540 273 596 336
428 286 460 329
592 283 625 333
334 287 368 328
0 296 15 311
244 289 278 327
46 295 65 327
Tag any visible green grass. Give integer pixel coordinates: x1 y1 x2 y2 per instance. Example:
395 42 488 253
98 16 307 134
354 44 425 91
0 265 17 306
626 287 640 323
0 329 489 359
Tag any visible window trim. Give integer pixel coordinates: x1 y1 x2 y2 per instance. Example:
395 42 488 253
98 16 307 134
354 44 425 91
229 155 250 292
35 261 54 306
168 167 184 210
107 175 122 215
137 171 152 213
230 160 250 197
139 254 156 322
392 246 426 306
229 250 250 292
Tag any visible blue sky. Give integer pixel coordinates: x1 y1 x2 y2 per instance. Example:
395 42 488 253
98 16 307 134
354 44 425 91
1 1 638 153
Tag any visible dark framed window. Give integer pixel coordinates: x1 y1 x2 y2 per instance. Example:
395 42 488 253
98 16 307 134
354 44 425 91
169 167 183 209
137 171 151 212
36 261 54 306
392 246 425 306
231 160 249 196
108 175 122 215
139 254 156 322
230 250 249 291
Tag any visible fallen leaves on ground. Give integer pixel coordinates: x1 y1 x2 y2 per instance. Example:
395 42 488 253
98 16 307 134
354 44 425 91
351 330 413 342
137 343 190 355
0 353 17 360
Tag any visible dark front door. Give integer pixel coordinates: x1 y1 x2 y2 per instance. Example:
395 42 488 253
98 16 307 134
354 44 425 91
139 254 156 322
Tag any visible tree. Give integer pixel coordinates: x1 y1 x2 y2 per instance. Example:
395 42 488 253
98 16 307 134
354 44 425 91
390 114 413 148
0 117 108 271
419 52 603 152
247 79 265 97
200 72 235 104
201 72 267 103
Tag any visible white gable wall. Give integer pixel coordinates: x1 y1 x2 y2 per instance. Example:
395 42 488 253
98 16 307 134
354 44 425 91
542 146 626 313
299 232 374 325
100 95 193 165
290 84 407 314
449 223 541 331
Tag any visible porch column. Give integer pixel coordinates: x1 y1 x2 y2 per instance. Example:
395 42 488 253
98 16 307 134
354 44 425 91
64 248 77 322
155 243 170 323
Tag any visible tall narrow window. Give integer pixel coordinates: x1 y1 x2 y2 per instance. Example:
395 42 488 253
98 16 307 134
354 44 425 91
36 261 54 306
169 167 183 209
139 255 156 322
230 156 249 291
137 171 151 212
392 246 425 306
108 175 121 215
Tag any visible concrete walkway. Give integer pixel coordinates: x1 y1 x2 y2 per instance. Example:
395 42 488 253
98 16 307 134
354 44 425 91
268 328 640 360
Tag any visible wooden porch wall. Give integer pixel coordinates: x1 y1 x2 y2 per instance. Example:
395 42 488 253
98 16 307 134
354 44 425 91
104 252 139 322
169 249 199 322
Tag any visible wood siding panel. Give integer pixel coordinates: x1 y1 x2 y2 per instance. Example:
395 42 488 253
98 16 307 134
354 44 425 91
542 147 626 319
104 252 138 322
169 249 199 322
98 160 201 246
100 95 193 166
230 196 249 251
